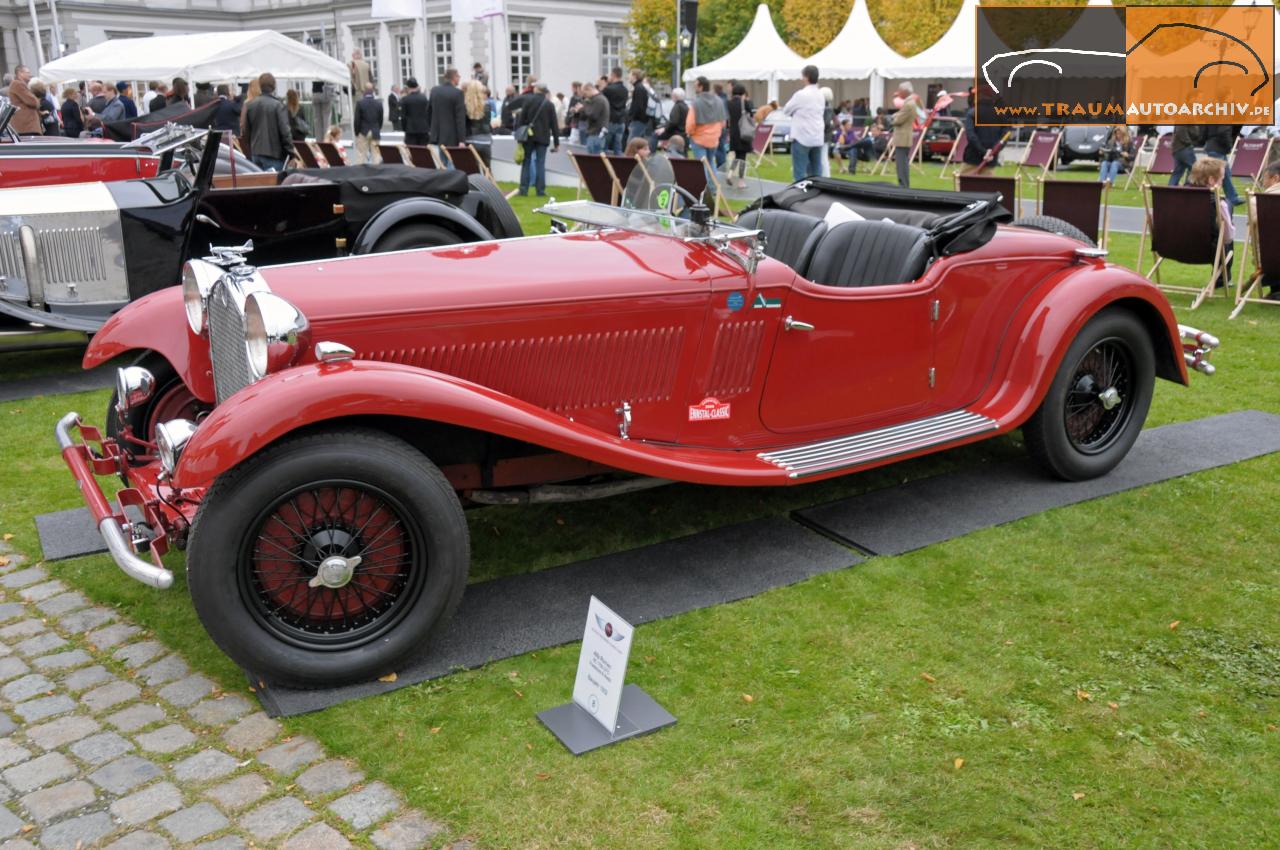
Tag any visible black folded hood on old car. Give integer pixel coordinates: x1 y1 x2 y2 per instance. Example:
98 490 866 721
754 178 1013 256
289 164 471 224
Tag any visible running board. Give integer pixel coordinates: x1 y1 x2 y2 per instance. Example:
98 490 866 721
758 410 999 479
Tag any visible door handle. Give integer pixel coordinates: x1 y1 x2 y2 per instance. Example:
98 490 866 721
195 214 220 228
784 316 814 332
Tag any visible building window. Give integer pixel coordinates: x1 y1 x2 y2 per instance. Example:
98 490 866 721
353 28 380 88
428 24 454 85
394 31 414 87
598 28 623 79
508 18 541 86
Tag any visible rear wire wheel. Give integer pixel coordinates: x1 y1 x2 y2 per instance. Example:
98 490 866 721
1023 309 1155 480
187 428 469 688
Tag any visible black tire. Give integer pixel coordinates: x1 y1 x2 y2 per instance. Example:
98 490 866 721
372 222 463 253
1022 308 1155 481
105 352 207 448
1013 215 1096 247
466 174 524 238
186 428 469 688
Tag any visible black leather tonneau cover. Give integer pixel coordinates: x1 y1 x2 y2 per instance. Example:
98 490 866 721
289 164 470 224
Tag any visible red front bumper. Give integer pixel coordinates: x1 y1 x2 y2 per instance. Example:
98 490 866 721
55 412 198 589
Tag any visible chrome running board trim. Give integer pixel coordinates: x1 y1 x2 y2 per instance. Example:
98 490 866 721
758 410 998 478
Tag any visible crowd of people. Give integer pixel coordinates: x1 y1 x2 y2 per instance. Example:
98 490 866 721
3 64 199 139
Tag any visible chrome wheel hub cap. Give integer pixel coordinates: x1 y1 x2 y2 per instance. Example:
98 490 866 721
309 554 362 589
1098 387 1122 411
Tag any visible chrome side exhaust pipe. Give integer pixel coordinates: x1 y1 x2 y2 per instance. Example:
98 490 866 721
1178 324 1219 350
1184 351 1216 376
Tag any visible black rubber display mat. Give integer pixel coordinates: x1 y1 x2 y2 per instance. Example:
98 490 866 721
36 507 107 561
254 517 859 717
0 368 114 403
796 410 1280 556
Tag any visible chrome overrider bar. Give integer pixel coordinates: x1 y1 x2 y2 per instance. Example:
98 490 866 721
1178 324 1219 377
55 412 174 590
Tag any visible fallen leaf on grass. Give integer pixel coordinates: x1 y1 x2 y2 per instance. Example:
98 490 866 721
1266 724 1276 732
535 772 551 781
1169 620 1181 631
525 742 532 750
554 518 565 526
0 556 9 567
378 672 398 683
953 758 965 770
2 533 12 541
920 672 936 684
514 689 524 699
1108 702 1119 711
430 727 442 734
741 693 754 703
1076 690 1092 702
644 655 655 664
1072 792 1085 800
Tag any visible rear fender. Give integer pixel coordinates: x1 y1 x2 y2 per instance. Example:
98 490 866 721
972 262 1186 428
84 286 214 403
171 360 784 490
351 198 493 254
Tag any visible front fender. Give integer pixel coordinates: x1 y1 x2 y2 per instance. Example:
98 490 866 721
972 261 1186 428
84 287 215 403
172 360 787 490
351 197 493 254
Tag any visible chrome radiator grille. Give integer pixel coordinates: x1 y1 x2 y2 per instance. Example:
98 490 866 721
208 282 254 404
0 231 23 289
36 227 107 285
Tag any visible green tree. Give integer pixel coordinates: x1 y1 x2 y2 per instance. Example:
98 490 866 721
693 0 790 67
781 0 846 56
624 0 678 84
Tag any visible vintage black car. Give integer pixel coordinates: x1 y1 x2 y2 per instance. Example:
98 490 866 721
0 130 522 331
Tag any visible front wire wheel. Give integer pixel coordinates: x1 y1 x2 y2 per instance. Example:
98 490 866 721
1023 309 1155 480
187 429 469 688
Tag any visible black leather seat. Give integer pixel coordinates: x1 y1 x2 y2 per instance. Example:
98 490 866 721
737 209 828 274
805 220 933 288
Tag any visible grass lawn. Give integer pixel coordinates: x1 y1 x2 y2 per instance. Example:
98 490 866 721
2 197 1278 848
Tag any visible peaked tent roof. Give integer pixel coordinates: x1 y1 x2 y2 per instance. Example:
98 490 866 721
881 0 980 80
805 1 909 81
39 30 350 86
682 4 806 83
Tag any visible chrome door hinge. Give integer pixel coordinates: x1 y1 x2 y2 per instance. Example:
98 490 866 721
928 367 936 388
930 299 940 321
616 401 632 440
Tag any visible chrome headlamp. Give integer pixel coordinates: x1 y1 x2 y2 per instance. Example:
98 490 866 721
155 418 198 475
244 291 309 380
114 366 155 414
182 259 223 334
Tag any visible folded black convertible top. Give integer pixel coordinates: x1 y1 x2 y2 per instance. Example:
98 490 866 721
756 178 1013 255
288 164 471 225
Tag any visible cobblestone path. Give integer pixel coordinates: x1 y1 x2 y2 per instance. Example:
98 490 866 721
0 540 466 850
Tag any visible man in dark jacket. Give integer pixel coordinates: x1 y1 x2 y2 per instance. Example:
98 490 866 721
499 85 523 133
60 90 84 138
656 86 688 151
242 73 292 171
116 82 138 119
399 78 430 146
517 82 559 197
1202 124 1242 206
626 69 653 150
353 82 384 163
578 83 608 154
387 85 402 131
429 68 467 148
87 81 109 115
602 67 628 154
211 84 241 133
1169 124 1202 187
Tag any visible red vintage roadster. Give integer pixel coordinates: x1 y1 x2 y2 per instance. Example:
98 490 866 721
56 178 1217 687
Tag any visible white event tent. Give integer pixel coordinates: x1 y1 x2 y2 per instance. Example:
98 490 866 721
39 30 350 87
682 4 805 102
880 0 980 85
805 1 908 111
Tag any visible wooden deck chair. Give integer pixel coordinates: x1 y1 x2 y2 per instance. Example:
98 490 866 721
439 144 493 180
669 156 730 218
1038 179 1109 248
870 136 895 176
1230 190 1280 319
404 144 439 169
1137 184 1232 309
292 141 322 169
957 173 1020 218
750 123 776 168
939 128 967 179
569 152 619 203
317 141 346 168
904 128 928 175
603 154 640 201
1137 134 1175 187
1014 128 1062 181
1229 136 1273 191
1119 132 1149 191
377 143 407 164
